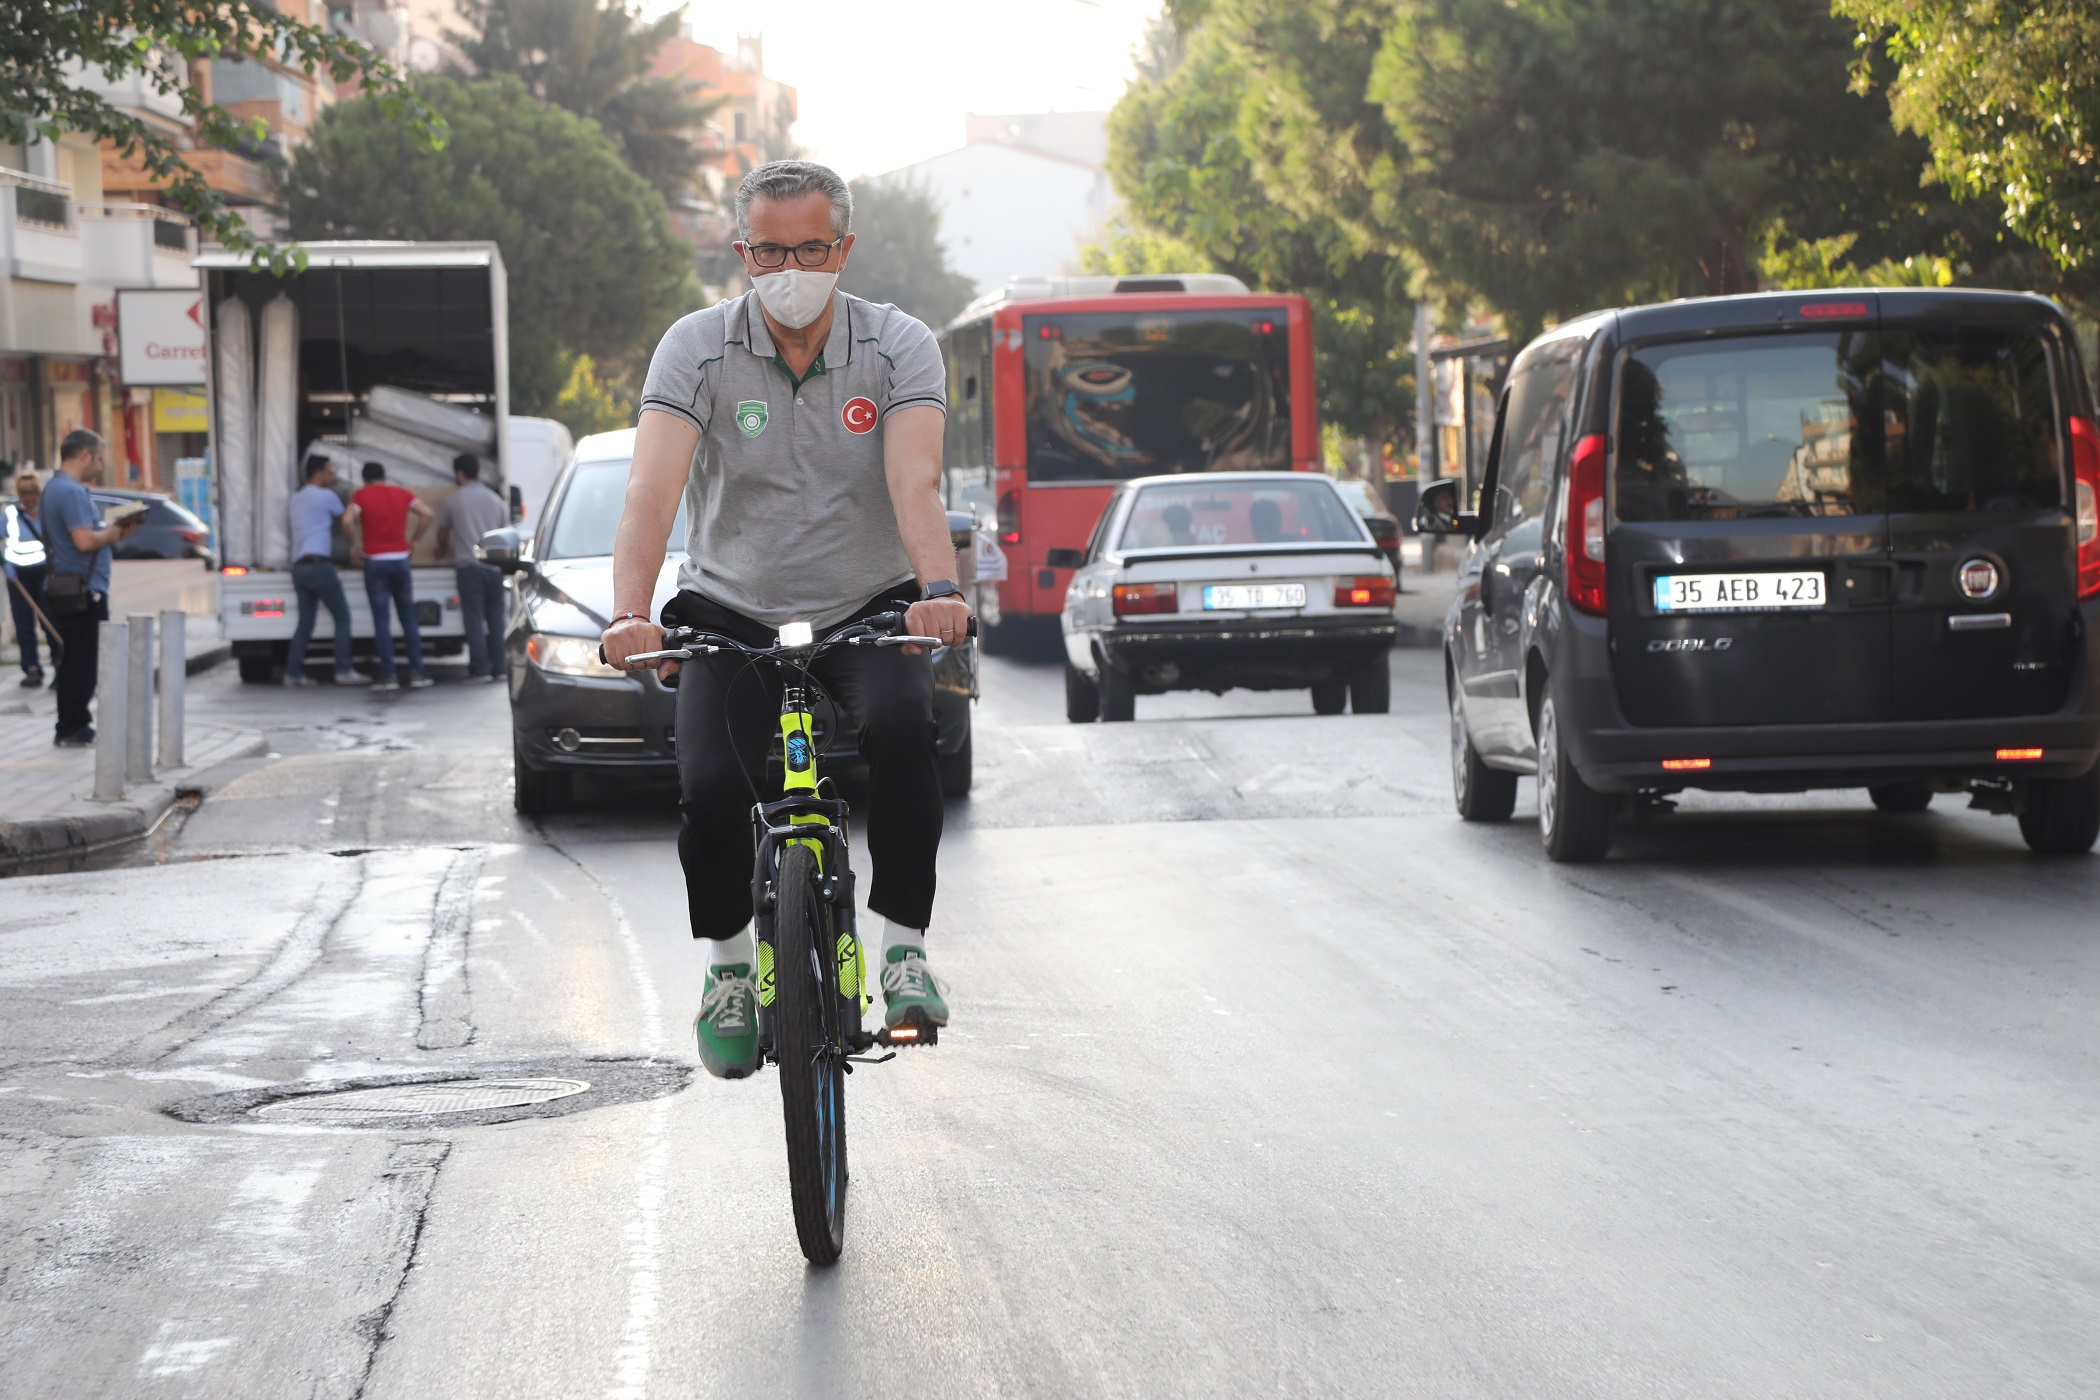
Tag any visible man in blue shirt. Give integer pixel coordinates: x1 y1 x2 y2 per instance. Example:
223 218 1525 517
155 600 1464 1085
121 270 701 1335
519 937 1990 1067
284 458 371 686
39 429 140 745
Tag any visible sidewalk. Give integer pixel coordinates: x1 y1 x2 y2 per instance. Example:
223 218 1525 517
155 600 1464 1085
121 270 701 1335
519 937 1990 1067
1 570 254 866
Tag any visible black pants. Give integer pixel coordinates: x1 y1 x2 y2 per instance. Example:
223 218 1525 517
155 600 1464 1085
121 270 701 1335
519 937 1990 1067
668 586 941 940
53 592 108 739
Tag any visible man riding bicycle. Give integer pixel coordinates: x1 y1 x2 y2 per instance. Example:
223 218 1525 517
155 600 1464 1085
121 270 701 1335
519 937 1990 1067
603 160 970 1079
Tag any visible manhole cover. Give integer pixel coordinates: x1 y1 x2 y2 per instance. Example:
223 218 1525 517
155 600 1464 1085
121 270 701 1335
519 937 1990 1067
256 1077 590 1124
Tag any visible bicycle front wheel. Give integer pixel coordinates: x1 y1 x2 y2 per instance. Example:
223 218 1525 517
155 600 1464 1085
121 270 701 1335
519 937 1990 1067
773 841 848 1263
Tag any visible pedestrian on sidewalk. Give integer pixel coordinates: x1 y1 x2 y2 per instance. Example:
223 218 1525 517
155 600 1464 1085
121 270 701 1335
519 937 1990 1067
39 430 142 745
5 469 59 688
284 458 372 688
435 452 510 684
344 461 434 690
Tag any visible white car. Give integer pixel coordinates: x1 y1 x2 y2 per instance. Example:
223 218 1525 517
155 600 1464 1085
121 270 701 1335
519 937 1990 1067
1052 472 1399 721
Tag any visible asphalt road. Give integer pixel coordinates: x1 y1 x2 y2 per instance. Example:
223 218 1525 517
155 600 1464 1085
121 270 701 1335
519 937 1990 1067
3 642 2097 1397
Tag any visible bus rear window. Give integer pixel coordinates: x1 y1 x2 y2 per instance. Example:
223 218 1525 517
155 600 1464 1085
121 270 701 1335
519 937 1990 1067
1118 479 1361 551
1024 310 1291 482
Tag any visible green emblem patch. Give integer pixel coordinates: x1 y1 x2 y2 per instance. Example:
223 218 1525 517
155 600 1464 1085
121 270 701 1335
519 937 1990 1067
735 400 769 438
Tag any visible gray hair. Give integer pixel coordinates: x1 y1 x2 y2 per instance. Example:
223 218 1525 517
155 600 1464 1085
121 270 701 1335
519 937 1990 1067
734 160 852 240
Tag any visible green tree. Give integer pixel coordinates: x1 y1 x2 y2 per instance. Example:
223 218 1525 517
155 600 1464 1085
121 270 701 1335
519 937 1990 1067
4 0 440 263
1835 0 2100 279
286 75 699 412
452 0 717 203
554 353 637 436
843 177 978 330
1102 15 1416 447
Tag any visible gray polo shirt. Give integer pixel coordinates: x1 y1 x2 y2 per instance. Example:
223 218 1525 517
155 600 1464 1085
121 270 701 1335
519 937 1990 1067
438 480 508 565
639 289 946 630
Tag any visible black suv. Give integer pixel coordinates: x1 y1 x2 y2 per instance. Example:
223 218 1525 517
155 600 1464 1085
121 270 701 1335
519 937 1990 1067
1416 289 2100 862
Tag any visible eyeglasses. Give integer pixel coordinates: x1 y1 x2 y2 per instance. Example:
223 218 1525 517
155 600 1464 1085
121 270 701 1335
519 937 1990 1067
741 238 843 270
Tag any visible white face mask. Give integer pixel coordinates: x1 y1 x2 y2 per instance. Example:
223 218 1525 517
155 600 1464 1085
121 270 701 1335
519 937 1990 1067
751 268 838 329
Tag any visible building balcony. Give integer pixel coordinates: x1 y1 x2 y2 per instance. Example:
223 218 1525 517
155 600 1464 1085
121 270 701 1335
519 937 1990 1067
80 203 198 288
1 169 83 284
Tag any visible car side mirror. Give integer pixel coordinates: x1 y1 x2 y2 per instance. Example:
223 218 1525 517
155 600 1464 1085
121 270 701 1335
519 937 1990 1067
477 526 530 573
1044 546 1086 569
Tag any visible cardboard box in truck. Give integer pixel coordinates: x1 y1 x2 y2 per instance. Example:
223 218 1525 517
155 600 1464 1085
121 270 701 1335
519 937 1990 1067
195 241 511 682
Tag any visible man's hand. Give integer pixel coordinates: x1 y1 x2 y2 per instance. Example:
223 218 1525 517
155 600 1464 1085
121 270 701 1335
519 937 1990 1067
904 595 972 652
602 615 677 679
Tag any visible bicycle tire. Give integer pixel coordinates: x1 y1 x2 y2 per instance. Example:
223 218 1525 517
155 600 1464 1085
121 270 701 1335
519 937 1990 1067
773 841 848 1263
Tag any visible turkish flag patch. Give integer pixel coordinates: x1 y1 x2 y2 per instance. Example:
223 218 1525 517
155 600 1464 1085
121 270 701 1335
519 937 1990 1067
842 396 878 434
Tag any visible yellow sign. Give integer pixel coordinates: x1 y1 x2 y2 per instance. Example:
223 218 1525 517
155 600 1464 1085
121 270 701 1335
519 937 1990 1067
153 387 208 434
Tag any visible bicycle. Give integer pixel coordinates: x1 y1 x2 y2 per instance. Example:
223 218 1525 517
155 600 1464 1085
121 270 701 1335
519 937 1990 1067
620 609 956 1263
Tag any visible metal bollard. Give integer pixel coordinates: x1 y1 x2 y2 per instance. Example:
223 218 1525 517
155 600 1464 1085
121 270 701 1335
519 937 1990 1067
126 613 155 783
93 619 128 801
158 609 186 769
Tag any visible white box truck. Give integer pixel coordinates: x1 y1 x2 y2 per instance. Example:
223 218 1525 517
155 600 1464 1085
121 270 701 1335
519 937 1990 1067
195 241 514 682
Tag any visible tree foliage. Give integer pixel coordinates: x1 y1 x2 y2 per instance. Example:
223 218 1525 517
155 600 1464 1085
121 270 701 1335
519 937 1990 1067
285 76 698 412
1103 16 1416 445
842 177 978 331
1835 0 2100 277
2 0 442 265
451 0 717 203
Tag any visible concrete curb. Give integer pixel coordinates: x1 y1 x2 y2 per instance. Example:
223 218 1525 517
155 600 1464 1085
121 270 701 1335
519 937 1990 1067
0 732 265 869
186 640 232 676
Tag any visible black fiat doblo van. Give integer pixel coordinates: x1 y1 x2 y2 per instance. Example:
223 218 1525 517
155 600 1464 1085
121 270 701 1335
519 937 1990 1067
1416 289 2100 862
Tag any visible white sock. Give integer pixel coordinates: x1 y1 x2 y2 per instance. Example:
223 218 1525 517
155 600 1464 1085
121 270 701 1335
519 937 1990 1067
881 918 925 961
710 922 755 971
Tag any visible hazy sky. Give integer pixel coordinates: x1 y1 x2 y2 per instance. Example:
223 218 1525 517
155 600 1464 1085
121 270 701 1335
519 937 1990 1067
663 0 1162 178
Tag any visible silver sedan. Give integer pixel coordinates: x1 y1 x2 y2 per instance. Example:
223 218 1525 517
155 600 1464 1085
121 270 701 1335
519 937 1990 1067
1050 472 1399 721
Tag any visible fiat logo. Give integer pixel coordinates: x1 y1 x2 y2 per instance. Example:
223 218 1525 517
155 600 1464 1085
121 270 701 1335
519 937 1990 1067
1957 558 2001 600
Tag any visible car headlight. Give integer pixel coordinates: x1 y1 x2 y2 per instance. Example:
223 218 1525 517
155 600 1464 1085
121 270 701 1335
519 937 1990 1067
526 632 624 678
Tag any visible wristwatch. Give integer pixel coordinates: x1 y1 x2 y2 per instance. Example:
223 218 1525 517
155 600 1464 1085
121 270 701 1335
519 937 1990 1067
919 578 964 602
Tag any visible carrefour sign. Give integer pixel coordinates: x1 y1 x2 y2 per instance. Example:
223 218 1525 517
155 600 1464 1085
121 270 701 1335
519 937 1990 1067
117 289 208 386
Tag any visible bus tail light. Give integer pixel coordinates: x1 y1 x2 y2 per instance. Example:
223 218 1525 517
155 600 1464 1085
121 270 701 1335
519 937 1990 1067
997 491 1021 547
1113 582 1177 616
1565 433 1608 616
1335 576 1395 608
2070 416 2100 599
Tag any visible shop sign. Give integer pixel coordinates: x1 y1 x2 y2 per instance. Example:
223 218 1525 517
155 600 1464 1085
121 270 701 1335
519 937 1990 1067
117 289 208 386
153 387 210 433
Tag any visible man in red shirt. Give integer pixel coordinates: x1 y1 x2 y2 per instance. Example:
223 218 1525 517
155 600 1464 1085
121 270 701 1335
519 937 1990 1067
345 461 436 689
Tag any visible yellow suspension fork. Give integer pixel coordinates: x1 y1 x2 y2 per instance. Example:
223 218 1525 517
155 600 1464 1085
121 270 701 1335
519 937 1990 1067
779 690 866 1010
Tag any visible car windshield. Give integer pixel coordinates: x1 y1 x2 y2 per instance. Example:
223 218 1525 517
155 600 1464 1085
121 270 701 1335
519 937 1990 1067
1023 309 1293 482
1117 479 1364 551
1331 479 1383 516
545 458 688 558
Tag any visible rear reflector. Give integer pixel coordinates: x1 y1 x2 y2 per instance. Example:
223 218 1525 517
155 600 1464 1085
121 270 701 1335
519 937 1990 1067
1800 301 1869 319
1565 434 1609 616
253 598 285 619
997 490 1021 547
221 565 249 576
1996 747 2045 761
1661 758 1712 771
1335 576 1396 608
2070 417 2100 599
1113 581 1178 615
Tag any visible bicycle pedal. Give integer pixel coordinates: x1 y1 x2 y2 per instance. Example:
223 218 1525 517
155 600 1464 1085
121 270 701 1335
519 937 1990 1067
877 1017 940 1048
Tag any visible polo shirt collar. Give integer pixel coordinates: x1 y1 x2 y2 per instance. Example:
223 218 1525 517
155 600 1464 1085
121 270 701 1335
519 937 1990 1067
738 289 854 367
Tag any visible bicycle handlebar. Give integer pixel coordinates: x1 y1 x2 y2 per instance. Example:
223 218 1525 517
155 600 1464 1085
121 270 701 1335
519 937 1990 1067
607 610 976 669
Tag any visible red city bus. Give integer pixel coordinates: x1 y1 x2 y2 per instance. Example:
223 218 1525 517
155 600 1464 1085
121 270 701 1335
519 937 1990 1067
937 275 1319 630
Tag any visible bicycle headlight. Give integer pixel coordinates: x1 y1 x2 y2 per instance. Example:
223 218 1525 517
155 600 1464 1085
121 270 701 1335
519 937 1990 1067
526 632 624 678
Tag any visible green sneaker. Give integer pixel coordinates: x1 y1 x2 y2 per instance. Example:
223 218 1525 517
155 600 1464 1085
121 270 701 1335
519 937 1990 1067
881 946 949 1031
694 964 761 1079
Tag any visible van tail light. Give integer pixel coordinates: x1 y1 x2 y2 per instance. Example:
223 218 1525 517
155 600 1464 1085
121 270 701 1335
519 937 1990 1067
221 565 249 576
1565 433 1609 616
2070 416 2100 599
997 490 1021 547
1366 517 1399 546
1113 582 1177 616
1335 576 1395 608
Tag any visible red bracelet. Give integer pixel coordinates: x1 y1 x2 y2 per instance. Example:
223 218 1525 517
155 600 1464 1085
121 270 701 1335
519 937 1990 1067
611 613 650 625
